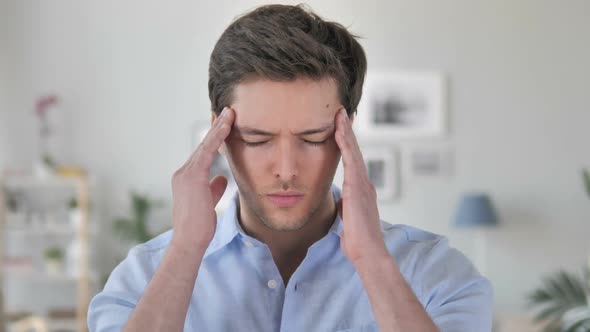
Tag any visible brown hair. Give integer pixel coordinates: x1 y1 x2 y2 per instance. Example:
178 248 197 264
208 4 367 117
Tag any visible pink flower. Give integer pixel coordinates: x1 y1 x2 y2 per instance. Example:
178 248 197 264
35 94 59 117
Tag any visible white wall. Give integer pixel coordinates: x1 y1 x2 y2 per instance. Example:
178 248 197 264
0 0 9 170
1 0 590 315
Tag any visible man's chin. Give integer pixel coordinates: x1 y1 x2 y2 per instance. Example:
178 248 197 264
259 211 310 232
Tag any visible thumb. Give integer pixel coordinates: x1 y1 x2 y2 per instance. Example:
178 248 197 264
209 176 228 207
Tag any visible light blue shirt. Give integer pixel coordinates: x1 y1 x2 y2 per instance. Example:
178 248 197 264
88 185 493 332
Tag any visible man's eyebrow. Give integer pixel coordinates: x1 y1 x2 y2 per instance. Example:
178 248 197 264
292 124 334 136
234 124 334 136
233 126 276 136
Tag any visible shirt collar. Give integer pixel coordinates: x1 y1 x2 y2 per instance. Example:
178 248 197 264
204 184 344 257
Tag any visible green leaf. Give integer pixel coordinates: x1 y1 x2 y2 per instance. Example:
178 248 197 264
113 218 136 241
528 269 589 331
563 306 590 332
68 197 78 209
541 321 562 332
42 154 57 169
582 169 590 199
44 246 64 260
112 191 167 244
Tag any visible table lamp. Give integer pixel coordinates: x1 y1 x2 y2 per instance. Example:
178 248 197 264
453 192 498 276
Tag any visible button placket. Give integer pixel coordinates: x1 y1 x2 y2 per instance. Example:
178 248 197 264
261 247 284 292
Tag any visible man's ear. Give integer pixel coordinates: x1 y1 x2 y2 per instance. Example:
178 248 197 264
342 109 355 126
210 111 216 126
211 111 227 156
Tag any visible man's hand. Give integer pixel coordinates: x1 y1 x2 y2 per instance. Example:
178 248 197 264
171 107 235 252
119 108 236 332
334 109 439 332
334 108 389 266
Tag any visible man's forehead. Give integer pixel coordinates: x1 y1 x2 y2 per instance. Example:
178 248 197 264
231 106 338 135
230 77 341 132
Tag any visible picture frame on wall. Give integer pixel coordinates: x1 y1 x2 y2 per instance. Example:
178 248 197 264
364 147 400 201
355 70 446 140
409 146 454 177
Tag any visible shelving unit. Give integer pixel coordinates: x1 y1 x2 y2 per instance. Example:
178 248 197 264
0 173 94 332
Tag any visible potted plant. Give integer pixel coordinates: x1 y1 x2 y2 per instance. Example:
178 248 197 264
33 94 60 178
68 197 81 230
582 169 590 198
527 169 590 331
113 191 166 245
583 168 590 292
44 246 64 276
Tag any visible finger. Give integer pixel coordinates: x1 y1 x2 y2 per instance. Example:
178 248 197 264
339 110 366 171
191 107 231 162
189 108 235 173
176 109 229 172
210 175 229 207
334 109 368 182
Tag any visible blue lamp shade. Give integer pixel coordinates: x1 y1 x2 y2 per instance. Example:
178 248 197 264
453 193 498 228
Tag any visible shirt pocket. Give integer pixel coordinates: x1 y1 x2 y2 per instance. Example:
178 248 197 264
334 321 379 332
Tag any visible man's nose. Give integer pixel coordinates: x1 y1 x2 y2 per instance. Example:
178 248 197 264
273 140 298 182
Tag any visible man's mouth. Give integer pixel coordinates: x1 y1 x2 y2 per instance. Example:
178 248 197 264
266 191 304 208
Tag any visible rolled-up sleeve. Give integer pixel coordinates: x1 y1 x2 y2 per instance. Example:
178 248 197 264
418 237 494 332
88 246 155 332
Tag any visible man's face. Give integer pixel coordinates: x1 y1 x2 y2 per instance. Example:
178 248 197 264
219 77 344 231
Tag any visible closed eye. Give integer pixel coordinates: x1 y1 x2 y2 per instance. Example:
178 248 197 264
303 139 327 146
242 139 327 147
243 140 267 147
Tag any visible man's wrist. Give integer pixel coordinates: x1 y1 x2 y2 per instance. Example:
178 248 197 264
170 234 209 259
352 253 398 278
349 242 392 271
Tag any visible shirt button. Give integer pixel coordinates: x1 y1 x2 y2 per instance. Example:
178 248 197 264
267 279 278 289
244 241 253 247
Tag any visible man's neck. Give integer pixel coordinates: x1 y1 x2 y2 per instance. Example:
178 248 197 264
237 190 337 283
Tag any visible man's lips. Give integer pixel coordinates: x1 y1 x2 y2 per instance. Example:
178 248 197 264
266 191 304 208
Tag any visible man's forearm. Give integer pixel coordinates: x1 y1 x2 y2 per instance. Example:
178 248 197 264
123 240 205 332
354 255 439 332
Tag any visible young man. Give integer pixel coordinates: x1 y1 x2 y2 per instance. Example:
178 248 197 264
88 4 492 332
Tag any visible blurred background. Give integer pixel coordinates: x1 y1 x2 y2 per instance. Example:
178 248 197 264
1 1 589 331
